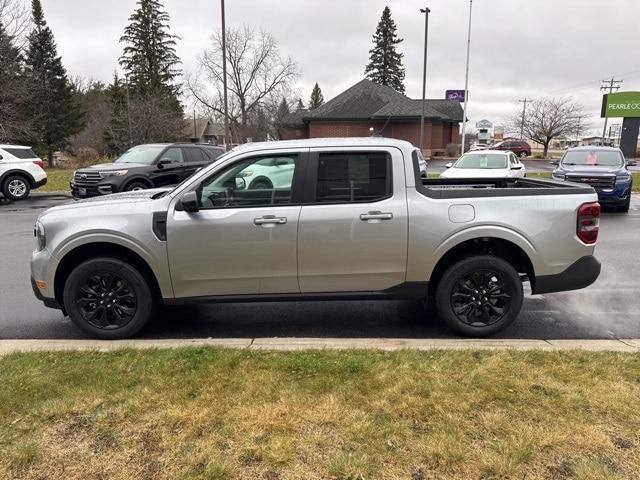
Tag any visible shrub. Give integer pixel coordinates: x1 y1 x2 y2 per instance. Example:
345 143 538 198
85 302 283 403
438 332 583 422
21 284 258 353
446 143 460 157
65 148 110 169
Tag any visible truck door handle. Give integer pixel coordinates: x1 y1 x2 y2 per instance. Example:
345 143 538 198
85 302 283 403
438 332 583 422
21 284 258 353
253 215 287 226
360 211 393 221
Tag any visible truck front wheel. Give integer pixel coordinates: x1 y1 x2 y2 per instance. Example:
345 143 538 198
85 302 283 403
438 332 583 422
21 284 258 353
434 255 523 337
63 257 154 339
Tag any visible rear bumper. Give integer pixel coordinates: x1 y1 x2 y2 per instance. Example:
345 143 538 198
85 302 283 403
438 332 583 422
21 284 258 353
532 255 601 294
33 177 47 189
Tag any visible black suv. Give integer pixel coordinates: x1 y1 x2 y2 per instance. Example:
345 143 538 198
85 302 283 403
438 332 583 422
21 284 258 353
71 143 225 198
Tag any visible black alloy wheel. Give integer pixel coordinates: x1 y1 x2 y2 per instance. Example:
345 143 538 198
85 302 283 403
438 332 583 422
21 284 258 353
450 269 512 327
76 272 137 330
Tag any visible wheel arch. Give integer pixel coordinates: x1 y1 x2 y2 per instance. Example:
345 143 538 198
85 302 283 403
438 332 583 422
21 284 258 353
0 169 36 187
427 236 536 297
54 242 163 310
123 176 154 190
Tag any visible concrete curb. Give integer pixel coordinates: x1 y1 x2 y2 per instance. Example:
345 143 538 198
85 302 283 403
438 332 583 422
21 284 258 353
0 338 638 356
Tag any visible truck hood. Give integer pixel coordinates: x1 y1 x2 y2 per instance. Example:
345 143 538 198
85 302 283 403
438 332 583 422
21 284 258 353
79 162 149 171
560 164 621 175
40 188 171 216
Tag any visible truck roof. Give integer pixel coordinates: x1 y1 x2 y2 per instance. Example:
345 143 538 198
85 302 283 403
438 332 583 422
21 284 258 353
230 137 416 153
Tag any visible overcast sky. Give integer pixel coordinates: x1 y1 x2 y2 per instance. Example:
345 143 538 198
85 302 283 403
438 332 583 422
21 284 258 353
44 0 640 133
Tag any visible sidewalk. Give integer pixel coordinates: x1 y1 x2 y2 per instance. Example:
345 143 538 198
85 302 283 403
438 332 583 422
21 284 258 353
1 338 638 355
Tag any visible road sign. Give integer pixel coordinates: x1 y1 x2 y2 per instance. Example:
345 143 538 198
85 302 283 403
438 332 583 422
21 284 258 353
445 90 465 102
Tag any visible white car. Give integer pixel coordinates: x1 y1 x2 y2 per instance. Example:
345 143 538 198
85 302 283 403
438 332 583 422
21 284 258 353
0 145 47 200
237 156 296 190
440 150 526 179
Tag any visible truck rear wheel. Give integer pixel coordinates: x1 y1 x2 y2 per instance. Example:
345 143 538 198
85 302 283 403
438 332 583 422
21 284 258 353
434 255 523 337
62 257 154 339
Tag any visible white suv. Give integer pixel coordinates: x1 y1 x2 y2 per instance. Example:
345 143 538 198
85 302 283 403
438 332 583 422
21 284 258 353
0 145 47 200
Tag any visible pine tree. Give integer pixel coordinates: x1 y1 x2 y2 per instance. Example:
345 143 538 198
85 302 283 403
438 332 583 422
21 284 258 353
119 0 181 97
24 0 84 165
364 6 405 93
296 98 305 111
276 97 290 122
103 73 131 154
309 83 324 109
0 21 30 142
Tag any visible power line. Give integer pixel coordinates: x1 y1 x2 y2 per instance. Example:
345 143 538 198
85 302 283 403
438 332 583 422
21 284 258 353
600 76 622 143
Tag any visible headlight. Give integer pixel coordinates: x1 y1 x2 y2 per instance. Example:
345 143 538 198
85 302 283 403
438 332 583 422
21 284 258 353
99 170 129 178
34 221 46 251
616 173 631 182
552 171 565 180
237 170 253 178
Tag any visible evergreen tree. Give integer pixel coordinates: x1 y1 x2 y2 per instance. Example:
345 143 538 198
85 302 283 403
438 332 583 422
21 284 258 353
0 21 29 142
309 83 324 109
364 6 405 93
296 98 304 111
103 73 131 154
276 97 290 122
24 0 84 165
119 0 181 97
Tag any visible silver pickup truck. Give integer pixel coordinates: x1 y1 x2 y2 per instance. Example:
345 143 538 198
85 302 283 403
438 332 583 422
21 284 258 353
31 138 601 339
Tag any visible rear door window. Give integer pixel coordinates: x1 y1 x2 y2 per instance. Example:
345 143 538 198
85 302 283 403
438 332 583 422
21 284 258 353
314 152 391 203
3 148 38 159
182 148 207 164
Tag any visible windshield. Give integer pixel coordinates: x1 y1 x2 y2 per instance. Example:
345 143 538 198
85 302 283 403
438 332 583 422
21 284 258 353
454 153 507 169
561 150 623 167
114 145 166 164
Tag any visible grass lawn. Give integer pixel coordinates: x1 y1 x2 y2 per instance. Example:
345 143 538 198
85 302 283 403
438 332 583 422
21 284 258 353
40 168 73 192
1 348 639 479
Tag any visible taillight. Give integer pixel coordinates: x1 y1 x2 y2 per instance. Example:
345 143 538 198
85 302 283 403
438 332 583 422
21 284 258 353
33 159 44 168
577 202 600 244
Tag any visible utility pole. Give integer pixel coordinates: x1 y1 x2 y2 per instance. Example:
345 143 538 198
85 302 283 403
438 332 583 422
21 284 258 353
221 0 230 149
460 0 473 154
419 6 430 151
518 97 531 140
600 76 622 145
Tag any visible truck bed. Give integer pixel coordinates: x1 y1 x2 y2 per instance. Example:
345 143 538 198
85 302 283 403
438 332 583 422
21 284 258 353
418 177 595 199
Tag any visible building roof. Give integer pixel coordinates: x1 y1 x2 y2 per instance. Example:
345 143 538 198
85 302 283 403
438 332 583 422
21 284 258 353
184 116 225 139
280 108 309 127
303 79 463 123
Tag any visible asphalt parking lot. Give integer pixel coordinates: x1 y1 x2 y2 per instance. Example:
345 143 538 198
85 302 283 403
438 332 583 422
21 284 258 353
1 194 639 340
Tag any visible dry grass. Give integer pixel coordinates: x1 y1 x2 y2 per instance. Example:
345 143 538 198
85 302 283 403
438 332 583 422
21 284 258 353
0 348 639 479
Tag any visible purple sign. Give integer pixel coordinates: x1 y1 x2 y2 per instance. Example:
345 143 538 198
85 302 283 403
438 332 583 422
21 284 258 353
445 90 465 102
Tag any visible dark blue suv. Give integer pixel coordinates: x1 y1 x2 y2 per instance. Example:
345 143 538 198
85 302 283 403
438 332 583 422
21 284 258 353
552 147 633 212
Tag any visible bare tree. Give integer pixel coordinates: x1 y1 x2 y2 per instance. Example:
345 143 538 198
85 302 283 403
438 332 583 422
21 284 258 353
509 97 587 157
0 0 30 45
188 25 300 143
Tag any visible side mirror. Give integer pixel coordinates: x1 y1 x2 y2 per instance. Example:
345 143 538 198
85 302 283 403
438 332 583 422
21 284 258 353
235 177 246 190
511 164 523 170
549 160 559 166
445 163 453 169
179 191 199 213
626 160 637 167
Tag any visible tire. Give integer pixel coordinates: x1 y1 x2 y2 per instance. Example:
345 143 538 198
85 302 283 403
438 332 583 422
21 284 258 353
617 196 630 213
249 177 273 190
519 151 528 158
2 174 31 200
434 255 523 337
62 257 155 339
124 181 149 192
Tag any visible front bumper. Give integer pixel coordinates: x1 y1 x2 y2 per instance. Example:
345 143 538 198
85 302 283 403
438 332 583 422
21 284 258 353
70 181 115 198
30 276 62 310
532 255 601 294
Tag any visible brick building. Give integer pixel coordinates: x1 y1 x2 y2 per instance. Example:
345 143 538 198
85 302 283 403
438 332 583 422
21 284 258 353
279 79 463 155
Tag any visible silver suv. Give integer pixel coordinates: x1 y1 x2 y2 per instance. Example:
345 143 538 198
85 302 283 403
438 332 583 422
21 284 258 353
31 138 601 339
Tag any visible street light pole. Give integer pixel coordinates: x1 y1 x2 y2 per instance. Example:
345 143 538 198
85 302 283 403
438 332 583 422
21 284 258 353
221 0 230 149
419 7 430 151
460 0 473 154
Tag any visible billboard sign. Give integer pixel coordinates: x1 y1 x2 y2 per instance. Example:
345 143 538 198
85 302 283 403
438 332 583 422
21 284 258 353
476 119 493 129
445 90 465 102
601 91 640 118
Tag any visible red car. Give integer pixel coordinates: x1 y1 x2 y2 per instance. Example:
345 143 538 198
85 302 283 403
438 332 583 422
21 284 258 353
490 140 531 158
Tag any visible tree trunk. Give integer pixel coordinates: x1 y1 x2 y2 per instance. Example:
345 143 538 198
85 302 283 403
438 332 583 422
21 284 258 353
47 150 55 168
543 141 550 159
